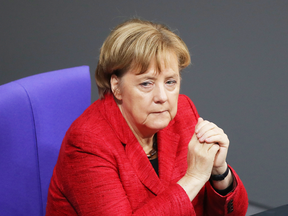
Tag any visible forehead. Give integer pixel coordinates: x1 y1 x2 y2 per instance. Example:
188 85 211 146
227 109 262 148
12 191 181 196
133 52 180 76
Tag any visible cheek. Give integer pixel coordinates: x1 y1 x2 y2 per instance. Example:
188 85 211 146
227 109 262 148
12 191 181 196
124 95 150 119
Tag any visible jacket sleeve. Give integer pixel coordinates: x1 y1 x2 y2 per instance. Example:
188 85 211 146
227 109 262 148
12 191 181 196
204 165 248 215
51 130 196 216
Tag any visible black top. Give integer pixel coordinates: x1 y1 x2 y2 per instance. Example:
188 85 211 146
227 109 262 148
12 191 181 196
149 157 159 176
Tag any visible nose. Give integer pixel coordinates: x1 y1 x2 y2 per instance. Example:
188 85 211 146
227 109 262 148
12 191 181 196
153 83 168 104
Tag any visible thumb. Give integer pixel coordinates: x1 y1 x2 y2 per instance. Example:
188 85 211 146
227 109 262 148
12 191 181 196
209 144 220 156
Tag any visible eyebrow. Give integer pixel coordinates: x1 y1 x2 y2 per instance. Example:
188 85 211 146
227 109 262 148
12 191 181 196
136 75 157 80
136 71 179 80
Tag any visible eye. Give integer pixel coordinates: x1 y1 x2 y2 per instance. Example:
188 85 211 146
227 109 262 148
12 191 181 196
140 81 153 87
166 79 177 85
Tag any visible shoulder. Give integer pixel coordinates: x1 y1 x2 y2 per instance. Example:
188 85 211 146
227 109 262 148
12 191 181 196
69 100 109 134
64 99 121 152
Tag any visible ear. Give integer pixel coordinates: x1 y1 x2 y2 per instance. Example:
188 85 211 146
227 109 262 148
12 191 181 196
110 74 122 100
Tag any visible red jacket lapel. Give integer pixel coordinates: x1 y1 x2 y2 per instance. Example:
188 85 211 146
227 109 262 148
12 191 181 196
158 128 180 188
125 139 164 195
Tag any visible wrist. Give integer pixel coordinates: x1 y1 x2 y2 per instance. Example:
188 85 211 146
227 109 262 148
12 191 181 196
211 164 229 181
211 162 228 175
178 174 207 201
210 169 233 191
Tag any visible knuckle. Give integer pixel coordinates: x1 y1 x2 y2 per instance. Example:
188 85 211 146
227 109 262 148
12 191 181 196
210 122 216 127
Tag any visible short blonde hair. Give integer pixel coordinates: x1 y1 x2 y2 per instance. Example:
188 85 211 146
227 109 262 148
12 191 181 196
95 18 191 98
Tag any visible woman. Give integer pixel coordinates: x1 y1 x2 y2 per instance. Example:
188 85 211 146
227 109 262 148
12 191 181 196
46 19 248 215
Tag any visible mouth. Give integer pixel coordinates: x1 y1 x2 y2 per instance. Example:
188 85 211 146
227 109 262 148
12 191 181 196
151 110 168 114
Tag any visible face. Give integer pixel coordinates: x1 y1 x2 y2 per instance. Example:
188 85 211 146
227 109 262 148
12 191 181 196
111 54 180 138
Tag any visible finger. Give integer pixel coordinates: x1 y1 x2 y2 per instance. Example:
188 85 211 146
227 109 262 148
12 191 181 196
209 144 220 155
195 117 206 132
198 129 217 142
188 133 201 150
195 117 204 132
205 134 229 148
198 127 224 142
196 122 218 139
200 143 219 158
199 142 216 152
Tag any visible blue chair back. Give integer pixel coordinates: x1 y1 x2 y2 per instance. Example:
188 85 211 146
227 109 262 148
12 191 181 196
0 66 91 216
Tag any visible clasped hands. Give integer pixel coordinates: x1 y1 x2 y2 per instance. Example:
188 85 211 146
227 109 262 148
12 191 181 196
186 117 230 184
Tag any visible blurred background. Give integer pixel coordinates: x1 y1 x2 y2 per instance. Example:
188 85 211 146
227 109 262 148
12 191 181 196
1 1 287 215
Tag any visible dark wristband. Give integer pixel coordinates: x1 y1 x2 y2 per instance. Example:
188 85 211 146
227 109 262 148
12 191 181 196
210 165 229 181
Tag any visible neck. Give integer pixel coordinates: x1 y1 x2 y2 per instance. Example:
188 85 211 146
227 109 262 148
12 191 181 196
123 118 155 154
137 136 154 154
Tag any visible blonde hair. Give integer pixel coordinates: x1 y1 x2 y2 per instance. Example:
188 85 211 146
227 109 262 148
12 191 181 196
95 18 191 98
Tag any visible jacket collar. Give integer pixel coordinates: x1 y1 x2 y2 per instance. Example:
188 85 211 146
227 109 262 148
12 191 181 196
99 93 180 195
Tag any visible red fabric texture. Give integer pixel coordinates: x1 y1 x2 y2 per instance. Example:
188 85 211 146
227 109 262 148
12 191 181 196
46 94 248 215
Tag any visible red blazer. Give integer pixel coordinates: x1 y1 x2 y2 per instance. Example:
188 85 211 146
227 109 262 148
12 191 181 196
46 94 248 215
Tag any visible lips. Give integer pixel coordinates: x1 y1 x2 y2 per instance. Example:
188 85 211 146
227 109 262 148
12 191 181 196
151 110 168 114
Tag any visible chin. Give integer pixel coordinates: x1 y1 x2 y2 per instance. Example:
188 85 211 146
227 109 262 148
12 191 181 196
148 120 171 131
144 112 174 131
